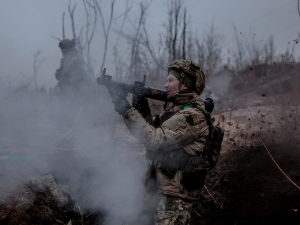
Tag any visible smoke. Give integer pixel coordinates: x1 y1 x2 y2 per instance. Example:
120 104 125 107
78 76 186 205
205 70 232 98
0 81 150 224
2 1 299 224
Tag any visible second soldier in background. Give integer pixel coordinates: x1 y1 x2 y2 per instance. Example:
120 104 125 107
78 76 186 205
55 39 84 96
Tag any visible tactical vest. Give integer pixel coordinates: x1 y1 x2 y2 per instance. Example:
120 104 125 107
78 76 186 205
155 104 224 191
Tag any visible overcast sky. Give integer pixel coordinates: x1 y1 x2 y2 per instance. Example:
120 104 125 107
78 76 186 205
0 0 299 88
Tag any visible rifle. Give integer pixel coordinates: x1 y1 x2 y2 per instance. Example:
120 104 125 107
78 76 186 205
96 68 167 101
96 68 214 113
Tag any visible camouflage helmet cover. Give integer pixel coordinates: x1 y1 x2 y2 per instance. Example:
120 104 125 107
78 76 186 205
59 39 76 49
168 60 205 95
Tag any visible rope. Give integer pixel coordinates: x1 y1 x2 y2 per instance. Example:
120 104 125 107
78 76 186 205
259 136 300 190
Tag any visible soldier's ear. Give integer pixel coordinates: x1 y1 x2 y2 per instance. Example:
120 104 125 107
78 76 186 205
180 84 189 91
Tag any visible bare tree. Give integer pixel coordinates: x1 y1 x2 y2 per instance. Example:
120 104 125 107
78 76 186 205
80 0 98 78
171 0 181 60
204 22 224 74
298 0 300 18
182 7 186 60
67 0 77 40
195 34 206 69
112 0 133 81
33 50 46 89
263 36 275 65
231 23 246 71
128 2 146 75
65 0 94 84
245 34 262 66
95 0 116 74
117 1 154 81
65 0 99 80
61 0 134 84
278 42 297 64
163 0 184 61
193 22 224 75
62 12 66 39
186 26 196 62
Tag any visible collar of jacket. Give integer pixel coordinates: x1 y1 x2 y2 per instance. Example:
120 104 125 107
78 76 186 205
164 92 205 112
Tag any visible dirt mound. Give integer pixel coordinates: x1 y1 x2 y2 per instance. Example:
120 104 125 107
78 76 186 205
0 191 81 225
191 143 300 225
205 63 300 114
0 175 83 225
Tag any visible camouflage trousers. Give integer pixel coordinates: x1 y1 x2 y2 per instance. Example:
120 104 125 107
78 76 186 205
154 195 194 225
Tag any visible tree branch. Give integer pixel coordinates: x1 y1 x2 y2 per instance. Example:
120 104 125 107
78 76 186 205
67 0 77 39
62 12 65 39
96 0 116 73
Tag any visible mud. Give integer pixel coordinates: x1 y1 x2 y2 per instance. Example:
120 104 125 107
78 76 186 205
191 143 300 225
0 191 82 225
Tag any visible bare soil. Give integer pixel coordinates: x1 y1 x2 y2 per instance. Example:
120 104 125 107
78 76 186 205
0 191 82 225
191 143 300 225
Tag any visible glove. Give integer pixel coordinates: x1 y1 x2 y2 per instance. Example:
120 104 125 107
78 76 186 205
112 98 131 115
132 94 151 118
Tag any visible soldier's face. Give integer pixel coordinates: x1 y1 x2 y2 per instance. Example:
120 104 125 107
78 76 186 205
164 74 179 101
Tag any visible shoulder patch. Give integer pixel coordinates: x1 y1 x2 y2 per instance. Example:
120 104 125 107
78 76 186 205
163 114 185 131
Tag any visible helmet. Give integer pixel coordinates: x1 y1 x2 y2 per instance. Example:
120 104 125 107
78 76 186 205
168 60 205 95
59 39 76 49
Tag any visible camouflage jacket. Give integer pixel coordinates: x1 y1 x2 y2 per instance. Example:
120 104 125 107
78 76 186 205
56 49 84 90
123 93 210 201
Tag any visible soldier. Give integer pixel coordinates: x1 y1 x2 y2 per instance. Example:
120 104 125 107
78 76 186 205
112 60 210 225
55 39 84 96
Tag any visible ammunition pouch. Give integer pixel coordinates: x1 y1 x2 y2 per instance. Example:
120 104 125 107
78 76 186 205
181 157 210 191
160 148 190 178
160 148 210 191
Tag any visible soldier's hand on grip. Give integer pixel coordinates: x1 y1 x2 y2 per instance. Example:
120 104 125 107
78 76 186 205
112 98 131 116
132 94 151 118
